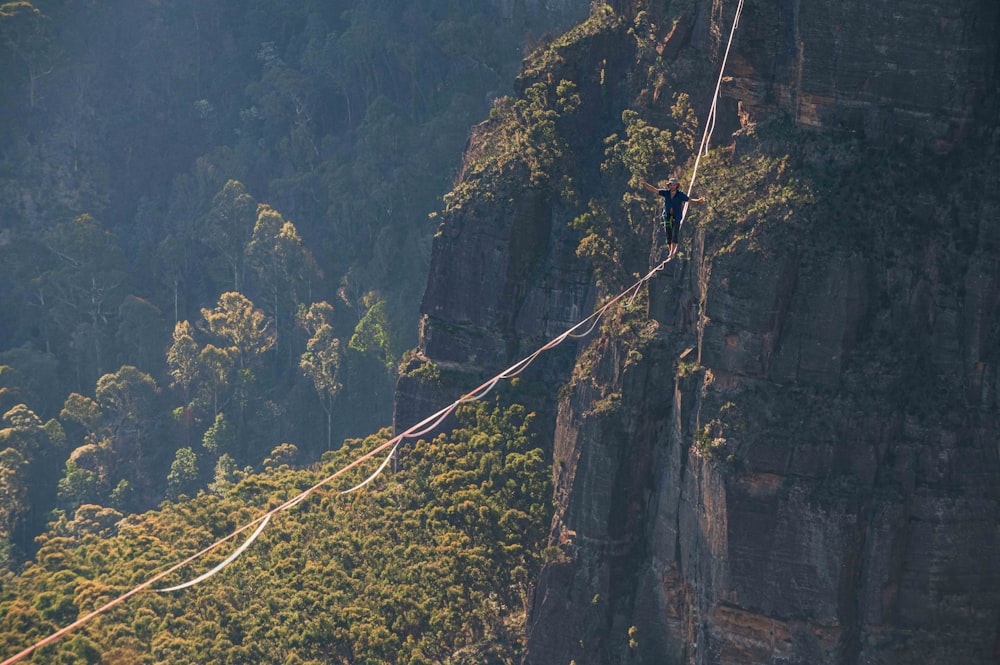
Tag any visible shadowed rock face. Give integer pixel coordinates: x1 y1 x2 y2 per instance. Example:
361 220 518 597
528 186 1000 664
395 1 1000 664
716 0 1000 151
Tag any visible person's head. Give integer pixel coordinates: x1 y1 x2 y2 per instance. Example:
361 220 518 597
667 177 679 189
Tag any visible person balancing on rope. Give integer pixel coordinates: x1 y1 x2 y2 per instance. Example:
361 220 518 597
640 176 706 260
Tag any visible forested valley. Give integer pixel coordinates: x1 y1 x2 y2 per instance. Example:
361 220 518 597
0 0 584 551
0 1 586 661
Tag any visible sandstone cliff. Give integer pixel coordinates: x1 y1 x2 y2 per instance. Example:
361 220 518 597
395 1 1000 663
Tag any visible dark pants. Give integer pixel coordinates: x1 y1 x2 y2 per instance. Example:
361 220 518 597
663 216 677 245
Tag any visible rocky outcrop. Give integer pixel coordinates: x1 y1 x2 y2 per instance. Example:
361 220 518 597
395 1 1000 664
392 176 597 433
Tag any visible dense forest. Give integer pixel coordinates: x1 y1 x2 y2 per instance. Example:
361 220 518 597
0 0 588 566
1 400 552 664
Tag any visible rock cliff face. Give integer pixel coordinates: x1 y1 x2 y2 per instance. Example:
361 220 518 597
722 0 999 149
395 1 1000 664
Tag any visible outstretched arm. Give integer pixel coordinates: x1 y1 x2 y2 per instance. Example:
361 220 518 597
691 196 706 204
639 179 660 194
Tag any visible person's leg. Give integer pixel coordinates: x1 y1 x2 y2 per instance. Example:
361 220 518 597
657 218 669 262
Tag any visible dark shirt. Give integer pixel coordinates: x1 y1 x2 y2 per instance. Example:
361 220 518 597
658 188 690 223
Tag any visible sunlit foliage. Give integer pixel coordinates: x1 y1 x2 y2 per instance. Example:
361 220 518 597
0 400 551 664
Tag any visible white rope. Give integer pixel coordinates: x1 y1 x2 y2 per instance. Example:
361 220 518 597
633 0 745 298
155 515 273 592
340 442 400 494
4 272 642 665
632 0 746 294
0 516 264 665
681 0 745 227
566 312 604 339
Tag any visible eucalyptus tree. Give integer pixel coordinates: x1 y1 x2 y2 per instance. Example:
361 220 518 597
115 295 165 375
246 203 320 360
40 214 129 388
196 343 234 420
0 0 57 109
298 301 342 450
1 403 65 557
349 291 397 372
166 446 198 499
200 292 276 373
200 292 276 456
166 320 200 406
203 180 257 293
0 445 27 563
94 365 160 474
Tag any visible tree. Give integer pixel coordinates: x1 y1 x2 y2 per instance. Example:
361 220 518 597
0 365 26 414
166 447 199 499
204 181 257 292
115 295 165 374
40 215 129 386
0 1 57 108
0 346 60 417
61 504 123 538
199 292 275 454
262 442 298 471
602 109 676 189
200 292 276 372
196 344 233 418
244 48 320 170
298 302 342 450
670 93 699 154
56 442 111 511
1 402 66 562
349 292 396 371
0 446 27 563
166 320 200 404
246 204 320 341
95 366 157 434
1 403 43 453
208 452 239 495
152 233 193 325
2 400 59 486
60 392 103 441
201 411 234 456
94 365 159 465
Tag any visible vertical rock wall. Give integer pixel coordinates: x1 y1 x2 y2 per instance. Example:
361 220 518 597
395 1 1000 663
720 0 1000 150
526 146 1000 663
